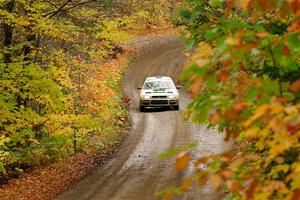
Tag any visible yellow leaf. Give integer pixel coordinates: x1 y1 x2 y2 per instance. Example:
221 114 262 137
209 174 222 189
184 51 191 57
256 104 270 116
270 103 284 115
269 118 285 133
225 36 240 46
244 126 260 138
269 136 293 157
270 165 290 179
194 58 209 67
244 104 270 127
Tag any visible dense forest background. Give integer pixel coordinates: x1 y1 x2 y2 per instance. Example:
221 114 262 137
1 0 300 200
0 0 182 182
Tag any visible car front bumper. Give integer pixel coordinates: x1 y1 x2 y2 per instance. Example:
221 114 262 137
139 99 179 107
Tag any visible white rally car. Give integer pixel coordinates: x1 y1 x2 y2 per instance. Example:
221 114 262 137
137 76 180 112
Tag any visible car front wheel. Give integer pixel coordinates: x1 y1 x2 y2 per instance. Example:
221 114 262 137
173 105 179 110
139 106 145 112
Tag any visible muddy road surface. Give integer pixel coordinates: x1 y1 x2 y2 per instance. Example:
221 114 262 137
55 36 228 200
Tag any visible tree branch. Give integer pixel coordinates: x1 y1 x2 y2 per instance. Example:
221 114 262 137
45 0 73 19
57 0 98 13
3 0 15 64
44 0 108 18
268 45 283 96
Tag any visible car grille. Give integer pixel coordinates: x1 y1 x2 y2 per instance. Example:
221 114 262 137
169 100 177 104
151 96 167 99
151 100 168 104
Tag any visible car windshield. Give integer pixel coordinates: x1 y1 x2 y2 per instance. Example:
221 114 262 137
143 80 176 90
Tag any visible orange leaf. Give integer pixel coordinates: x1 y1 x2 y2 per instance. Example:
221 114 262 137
226 0 234 12
175 152 190 171
223 60 233 66
288 20 300 32
209 174 222 189
198 173 208 186
224 131 231 141
222 170 232 178
209 111 221 125
162 192 173 200
273 97 288 103
210 16 218 23
227 180 241 192
291 189 300 200
275 156 284 164
242 42 256 51
282 44 290 56
234 101 248 112
288 1 300 15
181 178 193 192
232 130 240 139
193 156 209 166
257 0 272 9
256 32 270 38
245 180 257 200
290 80 300 93
287 124 297 132
190 76 203 98
235 0 251 9
217 69 230 82
224 107 239 120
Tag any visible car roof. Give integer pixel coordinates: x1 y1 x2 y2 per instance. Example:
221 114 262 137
145 76 173 81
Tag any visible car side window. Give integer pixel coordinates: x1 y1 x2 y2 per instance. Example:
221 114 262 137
143 82 154 89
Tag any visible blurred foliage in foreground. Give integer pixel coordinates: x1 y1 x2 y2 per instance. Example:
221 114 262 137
162 0 300 200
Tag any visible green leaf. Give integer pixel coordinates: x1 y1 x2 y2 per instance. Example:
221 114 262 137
206 75 217 89
0 162 6 174
158 148 181 160
245 87 258 102
209 0 224 8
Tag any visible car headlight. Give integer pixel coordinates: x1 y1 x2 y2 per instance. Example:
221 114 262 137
168 95 178 99
141 95 151 100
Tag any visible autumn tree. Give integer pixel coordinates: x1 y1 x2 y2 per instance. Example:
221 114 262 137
0 0 182 183
0 0 130 180
163 0 300 199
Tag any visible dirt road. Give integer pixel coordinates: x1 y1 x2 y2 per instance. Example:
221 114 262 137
55 36 228 200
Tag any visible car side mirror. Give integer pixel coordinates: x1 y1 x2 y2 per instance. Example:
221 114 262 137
137 87 142 90
176 85 182 89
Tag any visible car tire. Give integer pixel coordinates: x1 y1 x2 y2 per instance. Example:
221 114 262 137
174 105 179 110
139 106 145 112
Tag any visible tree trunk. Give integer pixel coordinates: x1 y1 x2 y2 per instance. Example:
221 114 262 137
3 0 15 64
